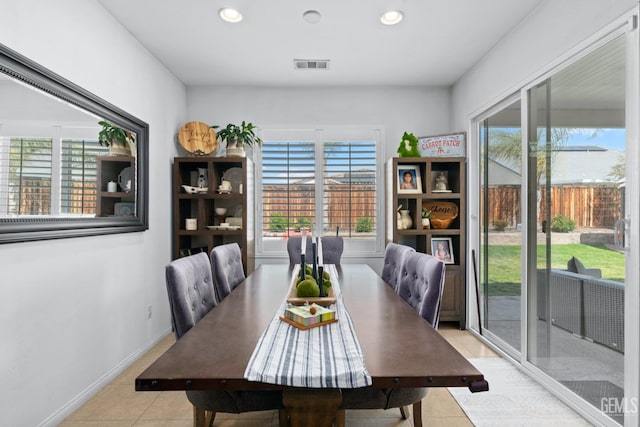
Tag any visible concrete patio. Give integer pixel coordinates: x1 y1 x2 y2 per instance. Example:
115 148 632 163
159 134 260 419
486 295 624 422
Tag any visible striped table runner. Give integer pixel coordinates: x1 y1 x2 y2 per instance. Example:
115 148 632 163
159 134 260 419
244 264 372 388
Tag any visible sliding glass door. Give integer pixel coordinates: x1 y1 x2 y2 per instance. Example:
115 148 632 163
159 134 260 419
526 36 627 424
479 98 523 354
474 24 638 425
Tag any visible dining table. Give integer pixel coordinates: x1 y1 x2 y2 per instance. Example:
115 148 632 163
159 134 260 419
135 264 487 426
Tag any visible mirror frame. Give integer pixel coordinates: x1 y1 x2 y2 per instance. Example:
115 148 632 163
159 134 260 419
0 43 149 243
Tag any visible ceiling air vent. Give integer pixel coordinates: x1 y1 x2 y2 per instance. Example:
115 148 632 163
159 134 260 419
294 59 330 70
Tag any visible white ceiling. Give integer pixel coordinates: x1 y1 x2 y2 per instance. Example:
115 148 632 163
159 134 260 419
96 0 544 87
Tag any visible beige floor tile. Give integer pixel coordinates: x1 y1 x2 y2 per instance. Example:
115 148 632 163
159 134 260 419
58 421 134 427
437 324 468 336
422 389 466 418
421 416 473 427
449 335 500 358
65 384 158 421
138 390 192 420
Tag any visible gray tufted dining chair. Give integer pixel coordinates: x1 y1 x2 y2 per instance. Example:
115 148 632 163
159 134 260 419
381 242 415 291
165 252 284 427
287 236 344 265
210 242 246 302
396 251 446 329
165 252 218 338
337 251 446 427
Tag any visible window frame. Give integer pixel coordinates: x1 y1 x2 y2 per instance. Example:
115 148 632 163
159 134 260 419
254 127 385 259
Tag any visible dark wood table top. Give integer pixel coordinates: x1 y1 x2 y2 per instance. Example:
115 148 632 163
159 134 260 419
136 264 485 392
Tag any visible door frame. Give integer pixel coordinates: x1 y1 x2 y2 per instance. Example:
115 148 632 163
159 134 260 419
467 9 639 426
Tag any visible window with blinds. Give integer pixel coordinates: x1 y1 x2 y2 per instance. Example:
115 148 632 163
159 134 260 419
323 141 376 238
260 136 378 243
0 137 53 216
0 137 106 217
60 139 107 214
262 141 316 237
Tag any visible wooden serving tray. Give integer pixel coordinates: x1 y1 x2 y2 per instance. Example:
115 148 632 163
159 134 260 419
279 316 339 330
286 274 336 307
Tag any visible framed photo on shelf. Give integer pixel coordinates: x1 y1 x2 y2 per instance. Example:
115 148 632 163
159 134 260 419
397 165 422 194
431 237 454 264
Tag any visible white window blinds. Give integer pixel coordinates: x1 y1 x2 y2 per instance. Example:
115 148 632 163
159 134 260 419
322 141 376 237
258 128 381 254
262 140 316 236
0 136 107 216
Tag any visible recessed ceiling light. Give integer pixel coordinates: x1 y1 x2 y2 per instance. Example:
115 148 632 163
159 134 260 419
302 10 322 24
380 10 403 25
219 7 243 23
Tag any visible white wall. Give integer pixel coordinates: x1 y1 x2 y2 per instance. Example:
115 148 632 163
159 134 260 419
0 1 186 426
187 85 450 160
187 86 450 271
451 0 637 128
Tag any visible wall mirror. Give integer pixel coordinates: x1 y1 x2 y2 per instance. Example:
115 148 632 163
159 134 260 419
0 43 148 243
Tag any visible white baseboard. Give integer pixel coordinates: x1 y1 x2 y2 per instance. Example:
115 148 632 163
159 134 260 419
37 328 172 427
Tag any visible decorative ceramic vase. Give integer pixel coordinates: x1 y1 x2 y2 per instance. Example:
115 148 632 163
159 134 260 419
399 210 412 230
422 218 431 229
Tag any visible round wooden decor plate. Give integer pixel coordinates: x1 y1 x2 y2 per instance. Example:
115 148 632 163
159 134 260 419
422 201 459 229
178 121 217 155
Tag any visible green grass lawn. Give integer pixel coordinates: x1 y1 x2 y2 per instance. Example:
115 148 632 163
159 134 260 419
483 243 625 296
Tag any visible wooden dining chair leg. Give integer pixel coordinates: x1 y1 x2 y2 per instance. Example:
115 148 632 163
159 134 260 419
412 401 422 427
192 406 215 427
279 408 289 427
399 406 408 419
335 409 346 427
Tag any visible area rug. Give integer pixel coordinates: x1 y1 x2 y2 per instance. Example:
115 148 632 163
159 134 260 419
448 358 592 426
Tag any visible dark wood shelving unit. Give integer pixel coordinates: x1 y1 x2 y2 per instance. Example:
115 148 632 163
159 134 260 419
96 155 136 217
387 157 466 327
172 157 254 273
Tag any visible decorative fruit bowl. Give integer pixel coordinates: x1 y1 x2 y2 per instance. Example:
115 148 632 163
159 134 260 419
422 201 459 229
286 267 336 307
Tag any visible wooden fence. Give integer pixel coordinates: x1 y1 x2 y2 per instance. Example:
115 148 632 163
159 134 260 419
16 180 96 215
264 183 620 232
482 184 623 229
262 184 376 231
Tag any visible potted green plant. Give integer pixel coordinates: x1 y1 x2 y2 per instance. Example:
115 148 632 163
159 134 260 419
98 120 135 156
212 121 262 157
421 207 432 229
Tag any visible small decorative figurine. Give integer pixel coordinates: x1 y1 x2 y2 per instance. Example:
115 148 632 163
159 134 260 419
197 167 208 188
435 172 449 191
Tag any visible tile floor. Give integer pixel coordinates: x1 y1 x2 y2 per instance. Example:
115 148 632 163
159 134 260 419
59 324 499 427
